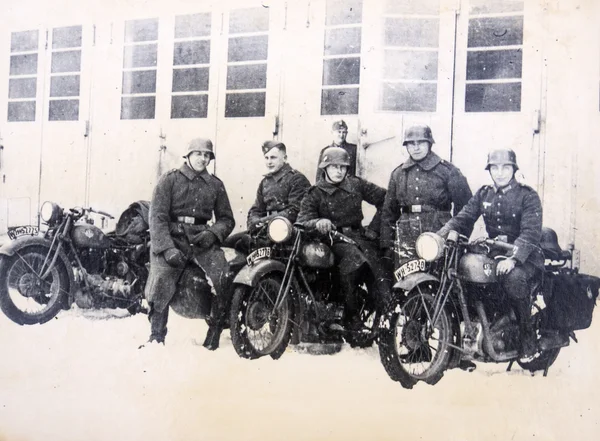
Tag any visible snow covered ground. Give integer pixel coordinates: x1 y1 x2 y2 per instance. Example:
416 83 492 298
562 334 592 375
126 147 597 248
0 307 599 441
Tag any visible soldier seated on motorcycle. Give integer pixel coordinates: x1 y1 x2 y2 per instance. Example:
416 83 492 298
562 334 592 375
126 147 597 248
296 147 390 332
143 137 235 350
437 148 544 358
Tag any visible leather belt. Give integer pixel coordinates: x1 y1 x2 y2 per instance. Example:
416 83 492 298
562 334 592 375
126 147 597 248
172 216 207 225
399 204 449 214
340 226 362 235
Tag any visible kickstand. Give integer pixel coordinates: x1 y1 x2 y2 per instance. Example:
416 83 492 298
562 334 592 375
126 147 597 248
569 331 578 344
506 360 514 372
543 356 552 377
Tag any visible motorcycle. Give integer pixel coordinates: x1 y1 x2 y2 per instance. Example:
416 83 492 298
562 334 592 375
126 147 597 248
378 227 600 389
229 217 379 360
0 200 151 325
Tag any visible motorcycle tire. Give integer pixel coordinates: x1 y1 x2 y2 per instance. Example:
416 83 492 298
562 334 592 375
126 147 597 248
0 245 69 325
229 274 293 360
517 347 561 373
378 284 456 389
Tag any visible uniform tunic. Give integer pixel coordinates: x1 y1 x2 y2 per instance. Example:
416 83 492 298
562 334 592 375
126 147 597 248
247 163 311 228
315 141 357 181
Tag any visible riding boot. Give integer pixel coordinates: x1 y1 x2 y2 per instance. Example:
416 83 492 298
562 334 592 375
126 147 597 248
339 270 360 329
513 297 536 358
203 285 234 350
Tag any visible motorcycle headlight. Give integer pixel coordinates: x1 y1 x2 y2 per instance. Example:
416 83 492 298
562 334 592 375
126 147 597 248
40 201 61 224
267 217 293 243
415 232 445 262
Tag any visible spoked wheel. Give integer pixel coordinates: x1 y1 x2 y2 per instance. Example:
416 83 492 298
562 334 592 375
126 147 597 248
0 246 69 325
378 284 455 389
230 275 293 360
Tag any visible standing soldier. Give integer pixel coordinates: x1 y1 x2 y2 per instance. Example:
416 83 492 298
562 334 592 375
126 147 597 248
143 138 235 350
316 120 357 182
380 124 472 270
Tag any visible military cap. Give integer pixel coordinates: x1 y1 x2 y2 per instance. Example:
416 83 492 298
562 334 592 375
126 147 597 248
331 120 348 131
261 140 286 155
183 138 214 160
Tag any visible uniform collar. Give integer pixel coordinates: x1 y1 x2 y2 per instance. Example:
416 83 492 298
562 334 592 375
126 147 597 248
264 163 292 181
401 151 441 171
179 163 210 182
317 176 353 195
493 178 518 194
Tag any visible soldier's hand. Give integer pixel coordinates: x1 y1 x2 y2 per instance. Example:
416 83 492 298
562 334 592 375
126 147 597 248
164 248 187 268
364 228 378 241
248 219 266 233
316 219 335 234
496 257 516 276
193 230 218 249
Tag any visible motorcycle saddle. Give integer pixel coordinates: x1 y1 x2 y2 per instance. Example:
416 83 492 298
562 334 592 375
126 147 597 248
540 227 571 261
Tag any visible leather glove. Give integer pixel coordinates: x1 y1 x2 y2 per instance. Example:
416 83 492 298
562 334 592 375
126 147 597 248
248 218 267 234
315 219 335 235
364 228 378 241
164 248 187 268
193 230 218 249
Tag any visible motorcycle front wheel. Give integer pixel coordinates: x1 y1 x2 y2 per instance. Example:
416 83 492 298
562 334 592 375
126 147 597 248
0 245 69 325
229 275 293 360
378 285 455 389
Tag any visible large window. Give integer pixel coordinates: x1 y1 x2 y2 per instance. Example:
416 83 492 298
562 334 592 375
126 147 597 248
171 13 211 119
121 18 159 120
8 30 39 122
465 0 524 112
379 0 440 112
321 0 363 115
49 25 82 121
225 7 269 118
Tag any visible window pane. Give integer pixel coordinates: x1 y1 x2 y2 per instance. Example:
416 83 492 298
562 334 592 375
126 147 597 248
9 78 37 99
384 50 438 81
466 49 522 80
11 30 38 52
321 88 359 115
465 82 521 112
50 75 80 97
51 50 82 73
326 0 363 26
122 70 157 94
10 54 38 75
175 13 211 38
49 99 79 120
225 92 266 117
52 26 82 49
384 17 439 48
228 36 268 62
323 58 360 86
470 0 523 14
123 44 157 68
173 41 210 65
385 0 439 15
125 19 158 42
324 28 361 56
468 16 523 48
226 64 267 90
8 101 35 122
380 82 437 112
229 8 269 33
172 67 210 92
171 94 208 118
121 96 156 119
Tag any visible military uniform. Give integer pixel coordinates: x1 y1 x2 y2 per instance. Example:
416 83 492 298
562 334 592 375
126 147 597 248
247 163 311 228
315 141 357 182
145 163 235 343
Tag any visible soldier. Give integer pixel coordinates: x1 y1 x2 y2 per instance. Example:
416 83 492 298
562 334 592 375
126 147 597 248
315 120 357 182
380 124 472 268
247 141 311 232
143 138 235 350
297 147 389 332
438 148 544 357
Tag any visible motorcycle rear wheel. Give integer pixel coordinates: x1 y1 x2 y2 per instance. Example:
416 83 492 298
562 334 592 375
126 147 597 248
378 285 455 389
0 245 69 325
230 275 293 360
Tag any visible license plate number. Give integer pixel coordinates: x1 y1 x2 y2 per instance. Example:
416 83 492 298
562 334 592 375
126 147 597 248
394 259 426 281
246 247 272 265
7 226 39 240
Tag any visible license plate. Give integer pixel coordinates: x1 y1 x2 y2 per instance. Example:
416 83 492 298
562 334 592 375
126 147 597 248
246 247 272 265
394 259 426 281
7 226 39 240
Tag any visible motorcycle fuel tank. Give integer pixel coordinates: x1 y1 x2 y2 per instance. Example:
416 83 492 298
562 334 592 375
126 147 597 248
300 242 334 269
458 253 498 284
71 224 111 249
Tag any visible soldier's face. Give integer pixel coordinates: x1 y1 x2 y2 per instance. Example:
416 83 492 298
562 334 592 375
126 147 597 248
264 148 287 174
187 151 211 172
405 141 431 161
325 164 348 184
332 129 347 145
489 164 515 188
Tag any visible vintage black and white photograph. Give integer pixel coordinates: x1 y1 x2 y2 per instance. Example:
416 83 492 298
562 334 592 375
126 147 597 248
0 0 599 440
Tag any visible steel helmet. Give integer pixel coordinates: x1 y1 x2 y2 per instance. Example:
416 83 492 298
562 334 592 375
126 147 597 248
402 124 435 146
183 137 215 160
318 147 351 169
485 148 518 170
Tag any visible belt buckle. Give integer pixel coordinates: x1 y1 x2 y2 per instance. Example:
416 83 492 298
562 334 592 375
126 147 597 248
341 227 351 235
411 205 422 213
182 216 194 225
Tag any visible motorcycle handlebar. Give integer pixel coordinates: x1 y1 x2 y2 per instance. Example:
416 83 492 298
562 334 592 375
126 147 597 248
69 206 115 219
483 238 516 253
